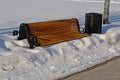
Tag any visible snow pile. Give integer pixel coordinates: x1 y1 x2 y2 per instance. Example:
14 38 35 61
0 27 120 80
106 27 120 45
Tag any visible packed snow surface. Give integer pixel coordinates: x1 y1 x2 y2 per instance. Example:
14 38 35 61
68 0 120 4
0 0 120 80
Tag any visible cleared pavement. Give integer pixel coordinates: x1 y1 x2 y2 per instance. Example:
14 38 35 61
59 57 120 80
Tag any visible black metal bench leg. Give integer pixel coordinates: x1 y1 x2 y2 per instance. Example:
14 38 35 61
27 36 40 49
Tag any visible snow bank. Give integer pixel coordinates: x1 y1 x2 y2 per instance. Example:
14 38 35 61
0 27 120 80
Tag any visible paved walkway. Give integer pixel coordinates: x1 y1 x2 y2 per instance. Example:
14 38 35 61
59 57 120 80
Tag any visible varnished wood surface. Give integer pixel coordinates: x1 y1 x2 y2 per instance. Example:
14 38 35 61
27 18 90 46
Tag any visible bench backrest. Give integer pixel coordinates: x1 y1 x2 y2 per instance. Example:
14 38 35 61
28 18 79 37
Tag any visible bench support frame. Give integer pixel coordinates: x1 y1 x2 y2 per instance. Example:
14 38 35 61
18 23 40 48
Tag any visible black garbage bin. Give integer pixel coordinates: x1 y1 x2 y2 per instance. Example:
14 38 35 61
85 13 102 34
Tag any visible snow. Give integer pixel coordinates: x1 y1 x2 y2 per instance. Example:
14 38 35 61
0 0 120 80
68 0 120 4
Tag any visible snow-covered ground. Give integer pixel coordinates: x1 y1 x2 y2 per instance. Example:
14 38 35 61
68 0 120 4
0 0 120 80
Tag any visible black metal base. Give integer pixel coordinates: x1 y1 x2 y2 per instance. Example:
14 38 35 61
13 23 39 49
17 23 30 40
27 36 40 49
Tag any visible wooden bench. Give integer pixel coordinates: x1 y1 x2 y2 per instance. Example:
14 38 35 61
16 18 90 48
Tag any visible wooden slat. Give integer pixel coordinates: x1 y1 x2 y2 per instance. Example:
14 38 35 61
37 33 90 46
